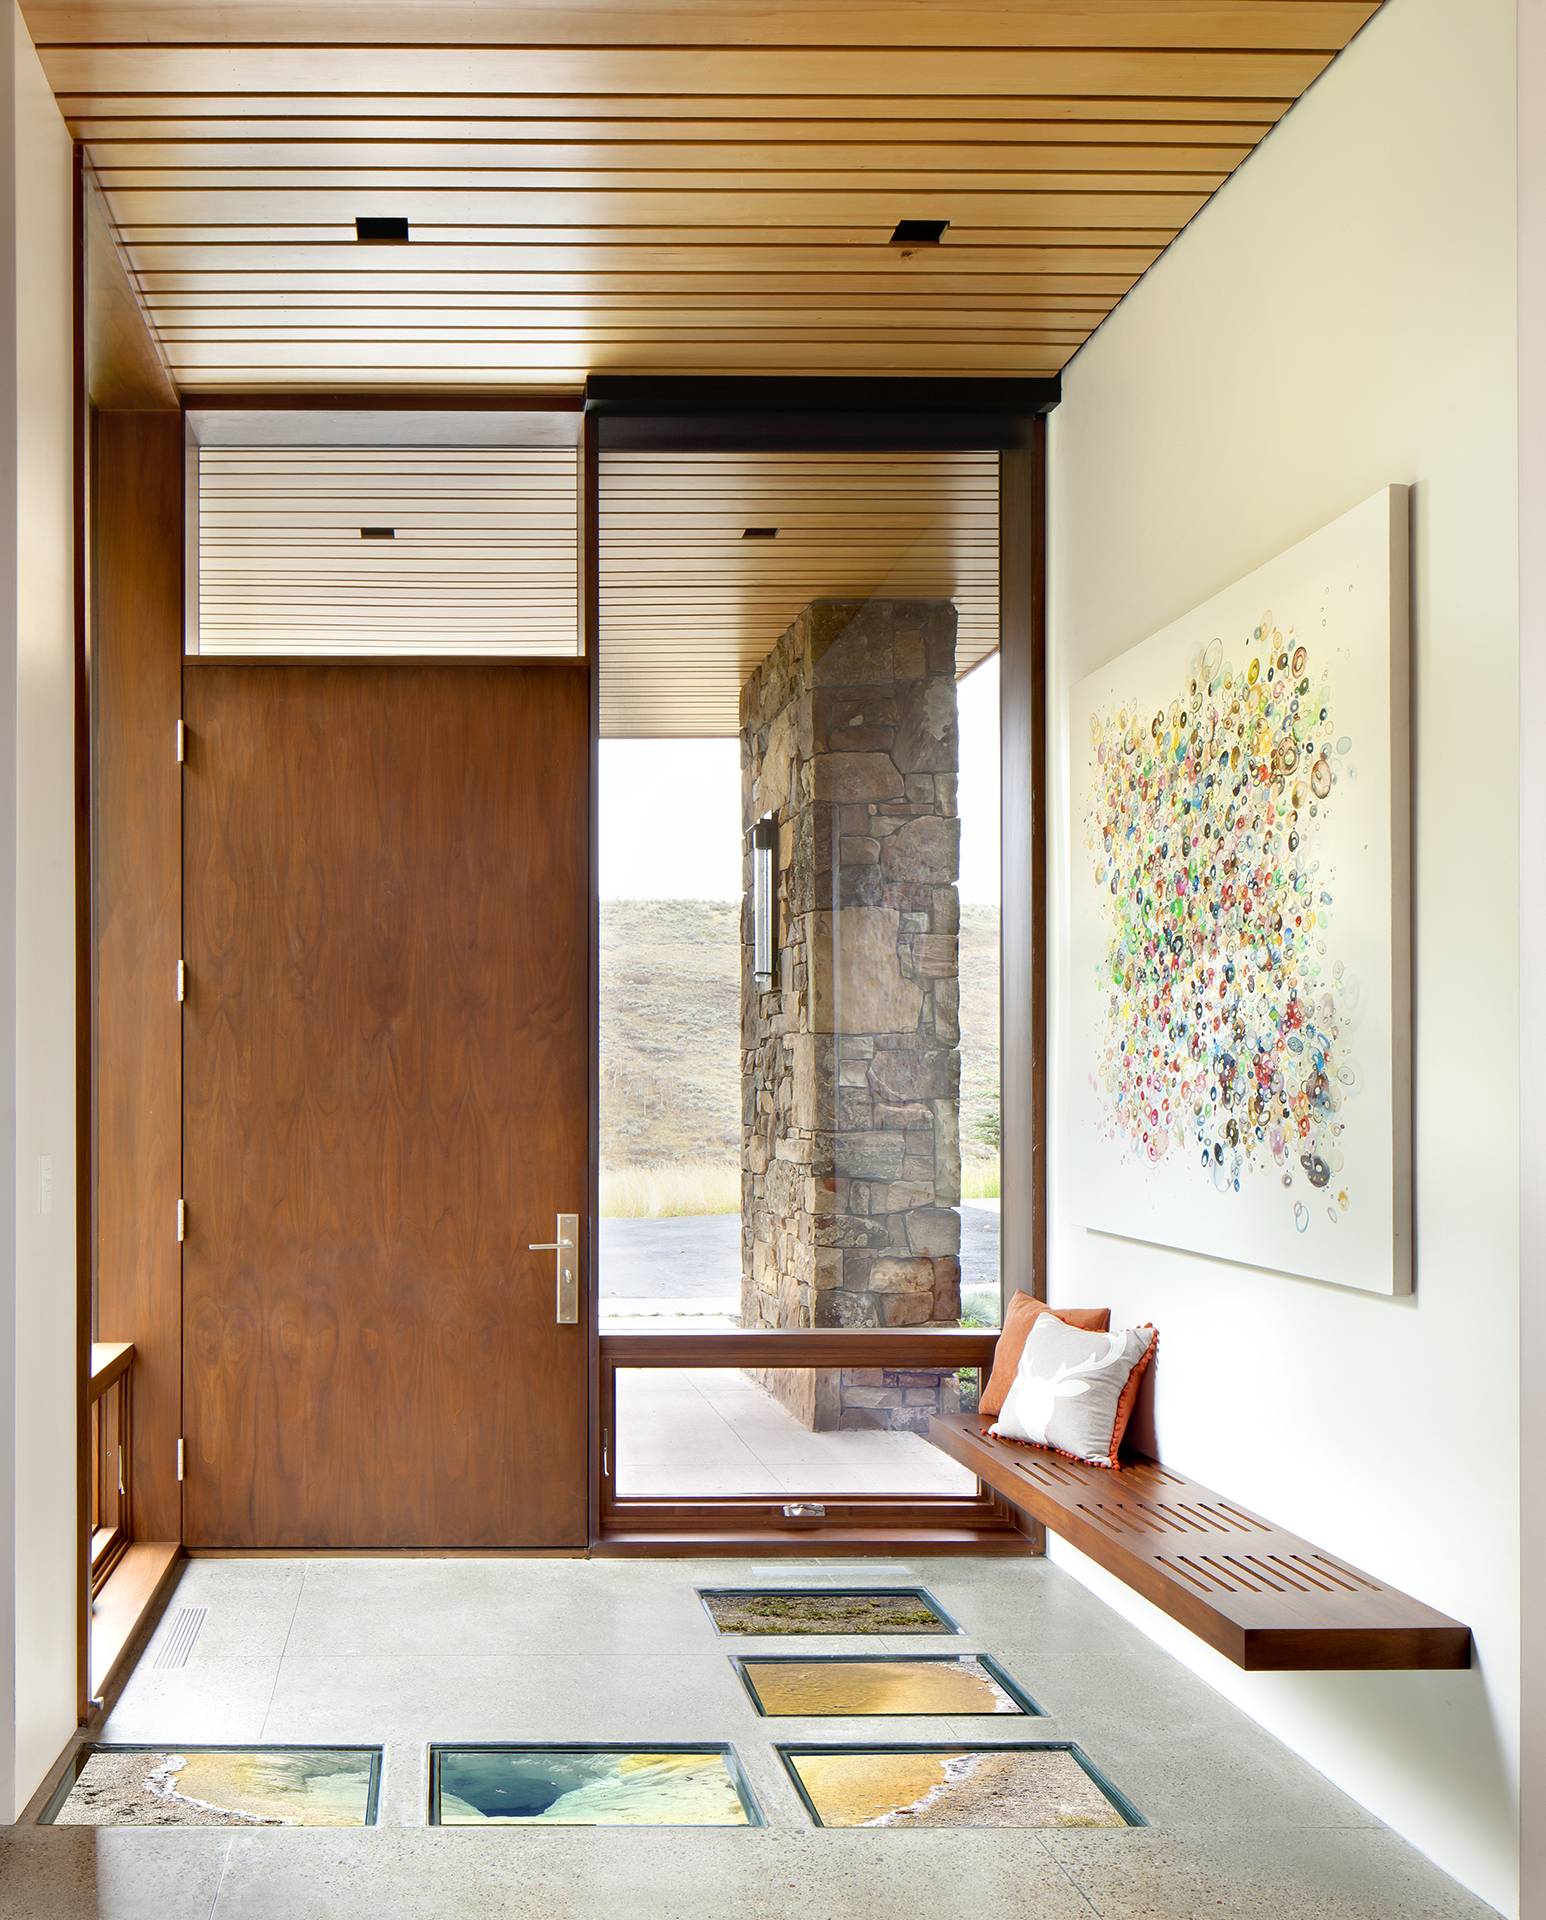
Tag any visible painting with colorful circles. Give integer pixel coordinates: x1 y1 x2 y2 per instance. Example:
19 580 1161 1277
1065 488 1411 1294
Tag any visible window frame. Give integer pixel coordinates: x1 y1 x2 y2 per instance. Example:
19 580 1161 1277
583 378 1052 1554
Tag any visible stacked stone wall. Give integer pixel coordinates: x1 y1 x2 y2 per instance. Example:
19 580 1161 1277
739 598 963 1433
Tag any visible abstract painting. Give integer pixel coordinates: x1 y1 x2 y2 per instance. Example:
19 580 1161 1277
779 1743 1140 1829
1065 488 1410 1293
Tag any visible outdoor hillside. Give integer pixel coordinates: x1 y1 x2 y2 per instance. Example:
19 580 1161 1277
599 898 1000 1212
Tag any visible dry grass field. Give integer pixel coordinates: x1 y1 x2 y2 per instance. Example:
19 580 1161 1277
599 898 999 1216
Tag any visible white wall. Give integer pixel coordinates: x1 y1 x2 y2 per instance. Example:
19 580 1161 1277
1045 0 1520 1912
1517 0 1544 1910
2 0 76 1821
0 0 17 1830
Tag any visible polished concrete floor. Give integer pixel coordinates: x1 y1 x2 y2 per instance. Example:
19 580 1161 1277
5 1553 1498 1919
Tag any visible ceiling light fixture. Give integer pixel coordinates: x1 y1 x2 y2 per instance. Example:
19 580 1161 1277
889 218 949 246
355 215 410 243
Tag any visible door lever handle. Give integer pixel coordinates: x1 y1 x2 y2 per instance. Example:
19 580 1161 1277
530 1214 580 1324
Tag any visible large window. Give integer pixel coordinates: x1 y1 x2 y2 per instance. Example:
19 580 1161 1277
595 447 1005 1505
599 739 743 1328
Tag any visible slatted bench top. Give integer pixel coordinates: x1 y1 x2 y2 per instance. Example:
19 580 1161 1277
929 1412 1471 1672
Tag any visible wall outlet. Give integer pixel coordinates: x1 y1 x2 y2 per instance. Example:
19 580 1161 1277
37 1153 52 1216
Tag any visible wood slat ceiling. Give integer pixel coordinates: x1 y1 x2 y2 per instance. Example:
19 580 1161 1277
598 450 998 738
195 445 581 653
24 0 1381 390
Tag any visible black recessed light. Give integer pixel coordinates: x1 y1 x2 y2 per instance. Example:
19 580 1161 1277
360 526 396 539
890 218 949 246
742 526 779 540
355 215 409 243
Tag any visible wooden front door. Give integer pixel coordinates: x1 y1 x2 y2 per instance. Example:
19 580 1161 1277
181 663 589 1548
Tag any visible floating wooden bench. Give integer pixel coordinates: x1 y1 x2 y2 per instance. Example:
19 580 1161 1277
929 1412 1471 1672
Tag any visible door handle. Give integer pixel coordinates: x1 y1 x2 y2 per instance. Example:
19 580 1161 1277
530 1213 580 1325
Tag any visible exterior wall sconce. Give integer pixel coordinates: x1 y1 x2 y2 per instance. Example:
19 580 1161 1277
752 815 777 988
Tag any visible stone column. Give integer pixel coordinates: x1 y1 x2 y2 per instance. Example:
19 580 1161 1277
740 599 963 1432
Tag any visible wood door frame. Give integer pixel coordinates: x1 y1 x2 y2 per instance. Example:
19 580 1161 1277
82 404 187 1718
177 393 598 1556
72 143 92 1722
582 378 1053 1552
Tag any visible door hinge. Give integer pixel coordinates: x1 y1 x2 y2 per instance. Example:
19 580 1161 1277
176 1437 185 1482
176 959 187 1003
176 1197 187 1242
175 719 186 763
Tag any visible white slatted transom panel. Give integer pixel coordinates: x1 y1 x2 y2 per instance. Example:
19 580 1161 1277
194 443 580 655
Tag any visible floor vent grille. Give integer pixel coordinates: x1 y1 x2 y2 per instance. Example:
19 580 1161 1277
153 1606 207 1670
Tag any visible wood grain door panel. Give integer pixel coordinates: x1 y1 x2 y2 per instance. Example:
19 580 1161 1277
182 663 588 1548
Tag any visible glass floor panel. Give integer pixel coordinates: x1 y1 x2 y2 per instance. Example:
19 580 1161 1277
736 1654 1037 1717
699 1587 958 1636
779 1743 1142 1829
45 1746 381 1827
431 1745 763 1826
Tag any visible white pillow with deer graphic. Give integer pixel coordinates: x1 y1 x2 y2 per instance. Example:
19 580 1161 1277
990 1314 1155 1468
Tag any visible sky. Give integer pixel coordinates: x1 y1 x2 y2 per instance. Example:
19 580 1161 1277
599 651 1001 903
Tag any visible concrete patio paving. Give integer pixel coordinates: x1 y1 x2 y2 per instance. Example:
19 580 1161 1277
614 1366 978 1501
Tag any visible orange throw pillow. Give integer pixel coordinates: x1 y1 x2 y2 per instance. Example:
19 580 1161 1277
978 1293 1111 1419
1108 1325 1158 1464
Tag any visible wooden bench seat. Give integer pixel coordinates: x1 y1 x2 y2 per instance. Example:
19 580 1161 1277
929 1412 1471 1672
